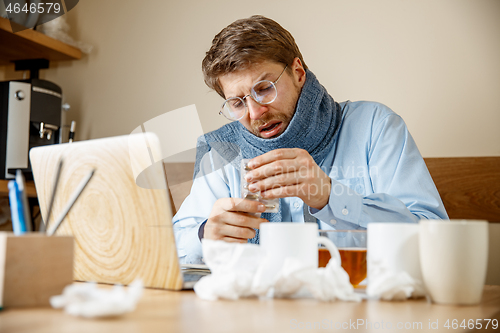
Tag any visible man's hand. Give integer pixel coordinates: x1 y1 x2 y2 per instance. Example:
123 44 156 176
245 148 331 210
205 198 268 243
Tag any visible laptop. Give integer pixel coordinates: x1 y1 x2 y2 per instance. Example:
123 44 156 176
30 133 208 290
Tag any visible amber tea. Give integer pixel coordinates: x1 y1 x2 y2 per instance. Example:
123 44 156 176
319 247 367 286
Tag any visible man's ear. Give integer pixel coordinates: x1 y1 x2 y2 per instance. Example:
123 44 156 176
291 57 306 87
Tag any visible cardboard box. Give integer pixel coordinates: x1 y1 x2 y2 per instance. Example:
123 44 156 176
0 232 73 308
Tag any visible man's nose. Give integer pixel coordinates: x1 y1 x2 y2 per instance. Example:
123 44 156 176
247 98 268 120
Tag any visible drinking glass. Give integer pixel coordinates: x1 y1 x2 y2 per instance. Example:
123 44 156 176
318 230 367 287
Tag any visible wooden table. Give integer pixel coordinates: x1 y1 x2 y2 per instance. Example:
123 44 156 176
1 285 499 333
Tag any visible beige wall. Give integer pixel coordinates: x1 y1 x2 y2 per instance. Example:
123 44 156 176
2 0 499 158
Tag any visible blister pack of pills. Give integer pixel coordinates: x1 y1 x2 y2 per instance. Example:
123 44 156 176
241 159 279 213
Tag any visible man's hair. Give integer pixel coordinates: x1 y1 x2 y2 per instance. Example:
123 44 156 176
202 15 308 98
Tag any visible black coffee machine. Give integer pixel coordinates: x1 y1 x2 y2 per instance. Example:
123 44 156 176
0 59 62 180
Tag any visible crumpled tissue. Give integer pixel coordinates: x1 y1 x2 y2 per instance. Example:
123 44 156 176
50 279 144 318
366 259 425 301
194 239 361 302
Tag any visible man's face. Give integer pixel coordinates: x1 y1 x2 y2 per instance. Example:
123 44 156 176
219 60 306 139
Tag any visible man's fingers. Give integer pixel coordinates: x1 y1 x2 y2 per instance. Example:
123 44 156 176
249 171 300 192
206 197 270 242
261 184 304 199
247 148 299 169
246 160 290 182
219 223 256 239
245 157 310 182
223 212 268 229
205 214 264 240
218 198 267 213
221 236 248 244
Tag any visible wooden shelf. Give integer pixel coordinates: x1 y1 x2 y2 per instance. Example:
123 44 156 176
0 17 82 66
0 179 37 198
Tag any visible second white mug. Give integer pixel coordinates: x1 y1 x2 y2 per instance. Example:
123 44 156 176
419 220 489 305
259 223 340 281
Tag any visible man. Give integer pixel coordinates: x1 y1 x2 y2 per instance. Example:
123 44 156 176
173 15 447 264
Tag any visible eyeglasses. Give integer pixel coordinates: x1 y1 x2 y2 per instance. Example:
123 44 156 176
219 65 288 121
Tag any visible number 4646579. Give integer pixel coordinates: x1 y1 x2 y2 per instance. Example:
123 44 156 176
444 319 498 330
5 2 62 14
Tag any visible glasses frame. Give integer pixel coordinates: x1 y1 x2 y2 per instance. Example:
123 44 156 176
219 65 288 121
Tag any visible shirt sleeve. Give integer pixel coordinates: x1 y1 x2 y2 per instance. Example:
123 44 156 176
311 113 448 229
172 150 231 264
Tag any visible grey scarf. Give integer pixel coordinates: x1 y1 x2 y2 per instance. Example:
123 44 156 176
194 70 343 243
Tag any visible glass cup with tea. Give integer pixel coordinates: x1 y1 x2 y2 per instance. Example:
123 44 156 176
318 230 367 287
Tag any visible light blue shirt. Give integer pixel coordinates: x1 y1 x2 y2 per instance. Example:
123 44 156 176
173 101 448 264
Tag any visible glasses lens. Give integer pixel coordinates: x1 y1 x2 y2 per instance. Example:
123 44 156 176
252 81 277 104
221 97 246 120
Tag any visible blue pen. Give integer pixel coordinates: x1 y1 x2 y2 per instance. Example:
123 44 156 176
16 170 32 232
8 180 28 235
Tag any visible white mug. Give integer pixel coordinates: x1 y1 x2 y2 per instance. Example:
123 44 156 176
366 223 425 298
367 223 423 281
419 220 489 305
259 223 340 281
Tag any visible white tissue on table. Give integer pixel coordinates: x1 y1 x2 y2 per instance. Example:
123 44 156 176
50 279 144 318
194 239 361 302
366 258 425 301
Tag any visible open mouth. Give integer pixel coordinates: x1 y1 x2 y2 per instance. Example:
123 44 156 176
259 121 283 138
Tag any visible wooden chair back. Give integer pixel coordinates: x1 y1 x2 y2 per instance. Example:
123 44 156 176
424 157 500 222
